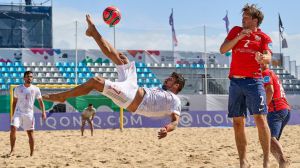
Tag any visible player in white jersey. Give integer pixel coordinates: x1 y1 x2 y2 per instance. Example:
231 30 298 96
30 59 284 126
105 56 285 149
10 71 46 156
81 104 96 136
43 14 185 139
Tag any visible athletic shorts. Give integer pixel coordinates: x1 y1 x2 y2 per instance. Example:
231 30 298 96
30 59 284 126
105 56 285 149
81 114 93 121
102 61 138 109
11 113 35 131
82 117 92 122
267 109 290 140
228 77 267 118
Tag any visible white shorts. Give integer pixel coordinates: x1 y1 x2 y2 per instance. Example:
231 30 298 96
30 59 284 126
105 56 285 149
11 113 35 130
102 62 138 109
81 111 94 120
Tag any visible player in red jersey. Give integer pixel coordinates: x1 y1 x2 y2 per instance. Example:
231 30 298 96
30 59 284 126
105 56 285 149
220 4 272 168
262 63 290 168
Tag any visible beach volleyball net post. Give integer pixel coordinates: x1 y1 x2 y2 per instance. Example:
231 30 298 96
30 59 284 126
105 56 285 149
9 84 124 130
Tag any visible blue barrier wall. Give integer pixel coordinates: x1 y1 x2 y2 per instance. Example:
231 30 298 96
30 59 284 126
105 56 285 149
1 111 300 131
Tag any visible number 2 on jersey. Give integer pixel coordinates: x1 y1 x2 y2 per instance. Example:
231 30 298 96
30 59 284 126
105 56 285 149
244 40 250 48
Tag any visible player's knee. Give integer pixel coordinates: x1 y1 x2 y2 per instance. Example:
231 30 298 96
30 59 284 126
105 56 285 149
254 115 268 125
121 58 129 64
87 77 105 91
233 122 242 128
233 119 244 128
89 77 104 86
119 53 129 64
10 126 16 132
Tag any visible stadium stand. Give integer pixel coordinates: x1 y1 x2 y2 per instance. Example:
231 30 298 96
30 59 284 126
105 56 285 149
2 60 299 94
0 59 300 94
0 61 162 91
0 49 299 95
148 62 300 94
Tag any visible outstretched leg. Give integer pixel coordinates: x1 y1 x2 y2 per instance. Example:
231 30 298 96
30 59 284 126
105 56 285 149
43 77 105 102
85 14 129 65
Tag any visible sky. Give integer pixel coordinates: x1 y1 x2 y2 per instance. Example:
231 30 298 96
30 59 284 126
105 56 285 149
1 0 300 65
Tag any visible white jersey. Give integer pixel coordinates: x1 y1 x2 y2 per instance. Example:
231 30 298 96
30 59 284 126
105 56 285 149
14 84 42 116
135 87 181 118
82 107 96 119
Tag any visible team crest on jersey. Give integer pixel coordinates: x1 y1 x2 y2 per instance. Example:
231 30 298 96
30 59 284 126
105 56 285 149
268 42 273 50
255 35 261 41
263 76 270 83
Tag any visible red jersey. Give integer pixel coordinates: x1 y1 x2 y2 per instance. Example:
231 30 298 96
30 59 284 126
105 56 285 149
262 69 290 112
226 26 272 78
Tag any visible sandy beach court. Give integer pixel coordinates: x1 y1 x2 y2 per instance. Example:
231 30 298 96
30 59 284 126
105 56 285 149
0 126 299 168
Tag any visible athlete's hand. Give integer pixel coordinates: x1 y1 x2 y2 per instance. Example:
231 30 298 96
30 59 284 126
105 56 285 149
158 127 168 139
237 29 252 40
255 51 264 64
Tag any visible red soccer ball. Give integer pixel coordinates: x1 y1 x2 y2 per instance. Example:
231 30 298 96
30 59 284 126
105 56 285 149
103 6 121 26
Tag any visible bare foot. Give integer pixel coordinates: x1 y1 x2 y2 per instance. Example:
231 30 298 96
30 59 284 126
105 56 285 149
42 94 66 103
263 158 270 168
263 162 269 168
9 151 14 156
85 14 97 37
241 160 251 168
279 159 290 168
241 164 251 168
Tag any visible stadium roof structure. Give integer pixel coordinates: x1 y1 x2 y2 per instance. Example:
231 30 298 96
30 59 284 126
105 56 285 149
0 4 52 48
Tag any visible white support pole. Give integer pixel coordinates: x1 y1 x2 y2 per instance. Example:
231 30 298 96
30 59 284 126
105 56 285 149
113 26 116 48
75 20 78 85
51 0 53 47
204 25 208 94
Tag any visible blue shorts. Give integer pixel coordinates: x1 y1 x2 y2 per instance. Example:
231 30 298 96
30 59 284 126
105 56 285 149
267 109 290 140
228 78 267 118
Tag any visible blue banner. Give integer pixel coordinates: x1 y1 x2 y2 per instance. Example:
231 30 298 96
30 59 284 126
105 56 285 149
1 110 300 131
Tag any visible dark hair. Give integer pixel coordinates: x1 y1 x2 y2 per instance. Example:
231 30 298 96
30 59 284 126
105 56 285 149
171 72 185 93
242 3 264 26
23 71 33 77
88 104 93 107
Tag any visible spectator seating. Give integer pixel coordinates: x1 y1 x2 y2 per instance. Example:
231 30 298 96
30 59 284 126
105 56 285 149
0 61 162 90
